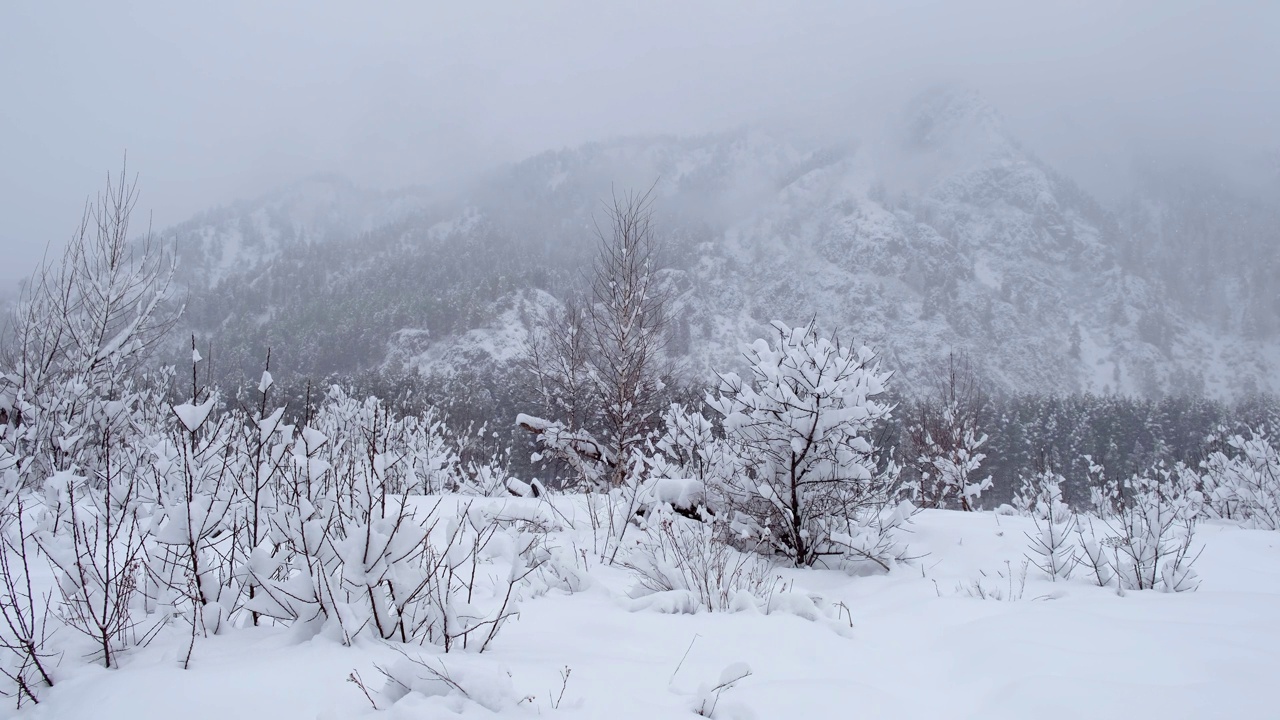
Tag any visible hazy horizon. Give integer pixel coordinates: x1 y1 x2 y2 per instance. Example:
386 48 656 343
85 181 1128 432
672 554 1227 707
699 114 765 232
2 1 1276 281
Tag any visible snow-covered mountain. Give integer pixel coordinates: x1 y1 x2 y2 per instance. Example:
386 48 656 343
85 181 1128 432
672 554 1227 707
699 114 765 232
165 88 1280 400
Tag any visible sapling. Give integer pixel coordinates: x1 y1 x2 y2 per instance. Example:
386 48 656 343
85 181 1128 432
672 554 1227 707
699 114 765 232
1022 469 1077 581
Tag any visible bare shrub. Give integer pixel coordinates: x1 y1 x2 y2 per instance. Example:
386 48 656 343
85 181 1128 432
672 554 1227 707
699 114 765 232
0 484 56 706
622 509 780 613
958 560 1029 601
366 646 522 713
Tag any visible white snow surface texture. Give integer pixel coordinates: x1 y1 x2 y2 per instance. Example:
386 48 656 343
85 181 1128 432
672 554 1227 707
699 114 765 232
13 498 1278 720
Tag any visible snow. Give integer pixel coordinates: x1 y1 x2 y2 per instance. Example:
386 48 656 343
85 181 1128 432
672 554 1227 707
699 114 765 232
514 413 549 432
399 291 552 378
642 477 705 510
12 501 1278 719
172 397 216 432
972 255 1002 291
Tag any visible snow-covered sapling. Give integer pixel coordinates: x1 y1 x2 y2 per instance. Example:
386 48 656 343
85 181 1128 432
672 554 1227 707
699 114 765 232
707 320 906 569
38 462 150 669
1022 469 1077 581
912 406 992 511
907 352 991 511
147 338 240 650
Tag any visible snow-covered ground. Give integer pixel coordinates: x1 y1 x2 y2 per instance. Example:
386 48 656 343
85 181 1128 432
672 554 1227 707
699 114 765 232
13 503 1278 720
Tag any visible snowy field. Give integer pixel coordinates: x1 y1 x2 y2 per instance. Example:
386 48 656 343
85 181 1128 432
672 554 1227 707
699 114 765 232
13 499 1278 720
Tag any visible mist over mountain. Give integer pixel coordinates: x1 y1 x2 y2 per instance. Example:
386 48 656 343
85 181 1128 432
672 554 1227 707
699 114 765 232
162 88 1280 405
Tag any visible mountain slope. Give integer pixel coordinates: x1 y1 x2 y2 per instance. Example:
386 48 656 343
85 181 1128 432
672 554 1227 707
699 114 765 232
164 88 1280 402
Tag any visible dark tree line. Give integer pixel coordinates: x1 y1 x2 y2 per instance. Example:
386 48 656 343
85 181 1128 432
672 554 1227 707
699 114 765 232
885 390 1280 507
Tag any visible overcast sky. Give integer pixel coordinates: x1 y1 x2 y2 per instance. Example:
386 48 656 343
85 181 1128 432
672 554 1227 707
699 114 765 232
1 1 1275 280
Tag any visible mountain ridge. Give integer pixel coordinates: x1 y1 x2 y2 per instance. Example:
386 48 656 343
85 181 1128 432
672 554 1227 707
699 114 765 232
159 88 1280 401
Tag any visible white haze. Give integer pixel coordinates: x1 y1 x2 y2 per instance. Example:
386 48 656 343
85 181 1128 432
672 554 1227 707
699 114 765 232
1 1 1276 279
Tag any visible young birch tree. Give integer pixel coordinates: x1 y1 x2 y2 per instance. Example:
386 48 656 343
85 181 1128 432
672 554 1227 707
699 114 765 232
522 187 671 492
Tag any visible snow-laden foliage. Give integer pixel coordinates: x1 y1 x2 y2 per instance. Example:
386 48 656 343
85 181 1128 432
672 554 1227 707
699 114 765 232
1084 456 1122 519
0 345 529 704
1200 430 1280 530
909 405 992 511
517 412 611 491
705 320 911 569
310 386 463 496
648 403 737 490
146 401 239 640
1077 465 1203 593
905 354 993 512
1020 470 1077 581
223 387 541 650
1007 457 1203 593
0 474 56 707
143 342 240 647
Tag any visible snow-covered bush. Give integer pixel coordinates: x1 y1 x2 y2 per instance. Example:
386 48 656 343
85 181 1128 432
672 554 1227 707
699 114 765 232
635 476 709 520
1201 430 1280 530
622 507 780 613
37 464 152 669
706 320 910 569
2 168 177 491
24 381 162 671
1077 466 1202 592
518 412 612 491
1074 517 1115 589
311 386 462 497
247 460 547 650
1084 456 1121 519
1010 459 1202 593
459 453 521 498
904 352 991 511
1010 470 1047 516
1020 469 1077 581
0 171 177 686
232 365 288 628
649 404 737 488
0 475 56 706
909 405 992 511
145 346 241 644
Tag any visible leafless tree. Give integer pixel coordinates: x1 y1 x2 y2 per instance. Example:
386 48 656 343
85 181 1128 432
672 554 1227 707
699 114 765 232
524 296 593 440
588 186 671 489
522 186 671 491
5 160 178 405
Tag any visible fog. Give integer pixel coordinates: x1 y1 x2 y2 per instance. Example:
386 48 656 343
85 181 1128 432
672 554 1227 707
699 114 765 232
1 1 1276 279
